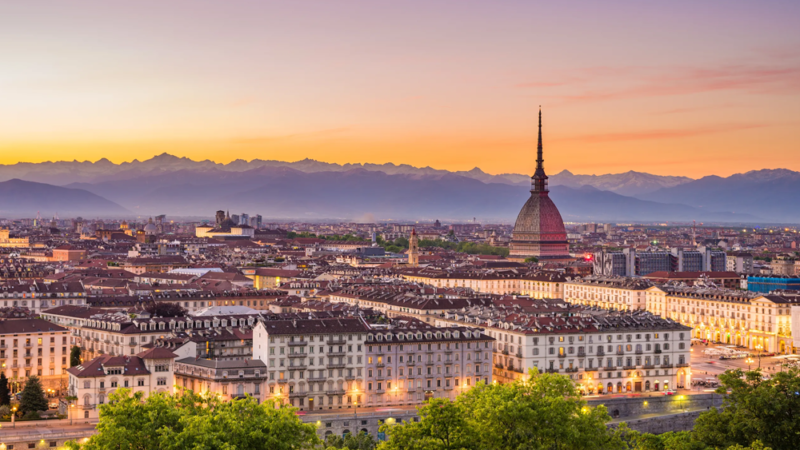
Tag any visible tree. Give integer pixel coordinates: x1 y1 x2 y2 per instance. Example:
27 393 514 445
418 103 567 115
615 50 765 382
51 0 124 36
325 431 377 450
378 398 475 450
524 257 539 263
70 345 82 367
145 301 188 317
19 375 48 415
692 367 800 450
0 372 10 405
379 370 624 450
67 389 320 450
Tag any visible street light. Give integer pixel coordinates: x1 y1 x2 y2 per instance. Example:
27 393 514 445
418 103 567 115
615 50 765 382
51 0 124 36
745 357 754 370
11 406 16 428
70 403 75 426
755 344 763 369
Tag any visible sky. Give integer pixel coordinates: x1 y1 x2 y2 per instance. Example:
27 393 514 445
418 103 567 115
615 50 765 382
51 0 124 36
1 0 799 179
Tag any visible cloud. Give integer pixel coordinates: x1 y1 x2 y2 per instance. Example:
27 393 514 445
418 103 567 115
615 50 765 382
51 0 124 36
517 58 800 104
562 123 767 144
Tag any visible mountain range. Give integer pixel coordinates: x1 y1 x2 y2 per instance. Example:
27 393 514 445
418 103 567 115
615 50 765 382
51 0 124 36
0 154 796 223
0 179 129 218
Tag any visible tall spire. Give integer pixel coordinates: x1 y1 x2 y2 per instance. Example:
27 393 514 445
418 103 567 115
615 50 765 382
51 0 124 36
537 106 543 170
531 106 549 193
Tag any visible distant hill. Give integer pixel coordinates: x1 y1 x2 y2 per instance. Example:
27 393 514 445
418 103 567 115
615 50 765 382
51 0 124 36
549 185 757 222
65 168 752 222
0 179 129 218
637 169 800 222
0 153 691 195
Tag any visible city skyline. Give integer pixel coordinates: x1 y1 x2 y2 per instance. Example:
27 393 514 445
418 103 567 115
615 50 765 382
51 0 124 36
2 1 800 178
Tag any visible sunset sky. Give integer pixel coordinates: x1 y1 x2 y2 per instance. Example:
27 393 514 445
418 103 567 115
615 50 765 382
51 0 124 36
1 0 799 178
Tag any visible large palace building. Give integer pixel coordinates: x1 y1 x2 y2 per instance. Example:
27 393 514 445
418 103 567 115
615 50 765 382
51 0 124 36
509 109 570 261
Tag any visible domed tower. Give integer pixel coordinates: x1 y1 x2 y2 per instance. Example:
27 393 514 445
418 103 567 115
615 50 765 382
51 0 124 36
509 108 569 261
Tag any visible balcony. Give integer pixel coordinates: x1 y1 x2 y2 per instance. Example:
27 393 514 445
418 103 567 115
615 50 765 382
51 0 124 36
676 363 689 368
376 362 385 367
661 364 673 369
287 364 307 370
565 368 578 373
289 391 307 398
307 376 326 382
328 350 346 356
345 374 356 381
326 389 345 395
545 369 559 374
557 354 566 358
622 366 636 370
642 365 655 370
635 350 643 354
406 360 416 366
287 353 306 359
583 367 597 372
604 367 616 371
79 404 96 410
326 339 346 346
288 341 308 347
577 352 586 358
327 362 346 369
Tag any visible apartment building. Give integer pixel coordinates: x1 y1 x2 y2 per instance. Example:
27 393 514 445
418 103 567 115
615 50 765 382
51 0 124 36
646 285 798 354
363 326 493 407
436 308 691 394
0 281 87 313
42 305 262 360
563 276 651 311
67 347 177 420
252 318 371 412
0 319 70 393
327 285 492 325
400 269 567 298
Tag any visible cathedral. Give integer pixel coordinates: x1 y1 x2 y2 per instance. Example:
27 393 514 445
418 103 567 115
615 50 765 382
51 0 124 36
509 109 570 261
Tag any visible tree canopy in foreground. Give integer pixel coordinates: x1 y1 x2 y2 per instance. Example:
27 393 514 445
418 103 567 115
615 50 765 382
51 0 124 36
377 369 779 450
66 389 320 450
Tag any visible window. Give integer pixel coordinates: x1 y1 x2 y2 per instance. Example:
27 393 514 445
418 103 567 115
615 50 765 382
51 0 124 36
157 377 167 386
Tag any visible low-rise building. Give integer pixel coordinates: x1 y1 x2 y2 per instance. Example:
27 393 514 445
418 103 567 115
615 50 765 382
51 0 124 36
66 347 177 420
174 358 267 402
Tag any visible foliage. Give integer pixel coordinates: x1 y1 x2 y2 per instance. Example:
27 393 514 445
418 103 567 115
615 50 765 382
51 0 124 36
382 236 509 257
0 372 10 405
70 345 82 367
66 389 320 450
379 370 622 450
0 404 10 418
288 231 317 239
145 301 188 317
524 256 539 263
691 367 800 450
324 431 377 450
19 375 48 415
